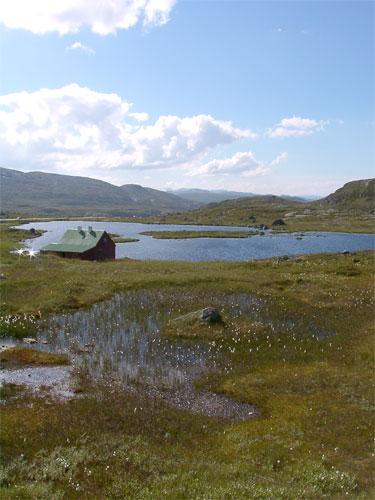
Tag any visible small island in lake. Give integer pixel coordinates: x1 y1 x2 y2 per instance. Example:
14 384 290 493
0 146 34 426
140 230 257 239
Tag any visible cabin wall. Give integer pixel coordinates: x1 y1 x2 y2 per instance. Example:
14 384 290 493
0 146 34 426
40 232 116 261
96 233 116 260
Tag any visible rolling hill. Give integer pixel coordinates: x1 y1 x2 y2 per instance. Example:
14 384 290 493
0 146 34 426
169 188 257 204
170 188 310 204
146 180 375 232
0 167 199 217
313 178 375 211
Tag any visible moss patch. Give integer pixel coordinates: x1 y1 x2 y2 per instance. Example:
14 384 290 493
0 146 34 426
0 347 69 367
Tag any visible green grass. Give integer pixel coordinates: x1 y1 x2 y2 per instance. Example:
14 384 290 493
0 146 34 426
0 347 69 366
141 230 257 239
114 237 140 243
0 222 374 498
108 233 140 243
137 196 375 233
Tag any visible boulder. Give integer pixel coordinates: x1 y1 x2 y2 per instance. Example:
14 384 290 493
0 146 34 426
172 307 223 325
23 337 37 344
272 218 286 226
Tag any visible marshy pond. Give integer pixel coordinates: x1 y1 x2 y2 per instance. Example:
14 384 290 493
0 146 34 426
1 289 334 420
18 220 374 261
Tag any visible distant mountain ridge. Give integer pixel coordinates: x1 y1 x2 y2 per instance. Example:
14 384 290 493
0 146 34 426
153 179 375 228
170 188 313 204
169 188 257 204
1 167 372 219
0 167 199 216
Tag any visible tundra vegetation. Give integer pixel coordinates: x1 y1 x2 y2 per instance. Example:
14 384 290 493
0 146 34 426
140 198 375 233
0 347 69 367
137 179 375 233
0 223 374 498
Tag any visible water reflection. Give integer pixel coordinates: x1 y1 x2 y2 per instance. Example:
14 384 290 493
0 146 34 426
36 291 241 389
1 290 337 419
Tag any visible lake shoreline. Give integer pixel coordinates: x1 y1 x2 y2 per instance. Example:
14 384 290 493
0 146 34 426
2 215 374 234
14 220 375 262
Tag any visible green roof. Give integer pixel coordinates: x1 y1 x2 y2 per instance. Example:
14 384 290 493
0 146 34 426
41 228 106 254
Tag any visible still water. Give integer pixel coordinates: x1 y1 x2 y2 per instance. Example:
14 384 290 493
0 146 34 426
2 291 266 419
18 220 374 261
1 289 334 418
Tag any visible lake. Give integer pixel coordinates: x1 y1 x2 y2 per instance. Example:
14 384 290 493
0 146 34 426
18 220 374 261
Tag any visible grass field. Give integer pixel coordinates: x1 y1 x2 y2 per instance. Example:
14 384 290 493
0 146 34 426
137 198 375 234
0 223 374 498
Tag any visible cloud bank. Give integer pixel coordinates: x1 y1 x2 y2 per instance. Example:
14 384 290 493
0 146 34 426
0 0 176 35
267 116 327 138
0 84 256 174
191 151 288 177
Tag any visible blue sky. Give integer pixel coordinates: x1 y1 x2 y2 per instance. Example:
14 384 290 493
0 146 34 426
0 0 373 195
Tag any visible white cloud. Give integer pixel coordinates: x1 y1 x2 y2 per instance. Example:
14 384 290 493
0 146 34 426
128 112 149 122
0 0 176 35
189 150 287 177
0 84 256 174
267 116 328 138
269 151 288 167
67 41 95 55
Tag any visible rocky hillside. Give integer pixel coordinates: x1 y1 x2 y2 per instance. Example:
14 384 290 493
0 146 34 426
315 179 375 212
145 181 375 232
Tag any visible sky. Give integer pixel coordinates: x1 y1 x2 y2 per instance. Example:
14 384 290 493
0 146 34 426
0 0 373 196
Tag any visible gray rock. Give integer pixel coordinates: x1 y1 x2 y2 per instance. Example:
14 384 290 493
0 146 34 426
23 337 37 344
201 307 222 323
272 218 286 226
172 307 223 325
